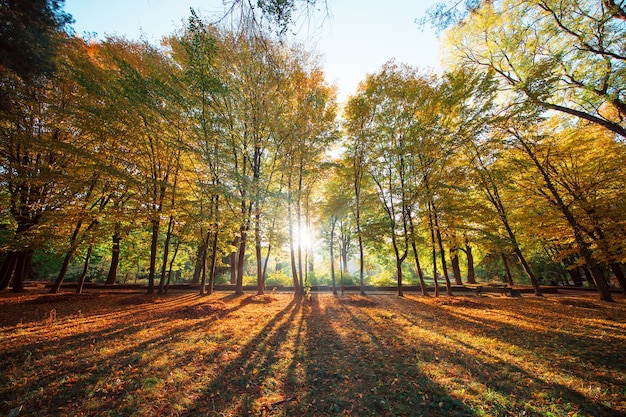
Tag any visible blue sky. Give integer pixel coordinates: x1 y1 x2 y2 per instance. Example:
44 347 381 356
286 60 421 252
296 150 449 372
64 0 442 102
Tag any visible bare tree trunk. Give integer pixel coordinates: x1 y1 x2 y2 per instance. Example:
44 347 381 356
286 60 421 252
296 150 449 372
76 246 93 294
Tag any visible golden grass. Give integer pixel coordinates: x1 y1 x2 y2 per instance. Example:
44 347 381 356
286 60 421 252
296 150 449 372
0 290 624 416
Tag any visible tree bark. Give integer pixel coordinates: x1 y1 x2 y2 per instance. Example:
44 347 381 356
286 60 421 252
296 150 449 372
330 216 337 295
230 237 238 285
427 202 439 297
0 252 18 291
432 202 452 295
451 248 463 285
199 230 211 295
166 240 180 292
76 246 93 294
465 241 476 284
105 228 121 285
610 263 626 294
147 218 160 294
12 250 31 292
158 214 175 295
191 242 204 285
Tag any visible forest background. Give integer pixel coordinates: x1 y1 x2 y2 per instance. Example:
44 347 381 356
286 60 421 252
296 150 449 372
1 0 626 302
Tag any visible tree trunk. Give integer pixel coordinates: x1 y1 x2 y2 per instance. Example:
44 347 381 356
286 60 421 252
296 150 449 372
236 232 246 295
208 229 219 296
408 210 428 296
76 246 93 294
51 250 75 294
158 215 175 295
610 263 626 294
230 237 238 285
12 250 30 292
330 217 337 295
256 215 264 296
411 241 429 296
568 266 584 287
51 218 86 294
199 230 211 295
432 205 452 296
451 248 462 285
191 242 204 285
501 252 514 286
396 257 404 297
147 218 160 294
288 176 300 294
465 241 476 284
166 239 180 293
105 228 121 285
0 252 18 291
427 202 439 297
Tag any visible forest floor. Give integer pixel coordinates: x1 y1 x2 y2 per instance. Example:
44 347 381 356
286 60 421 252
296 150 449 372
1 289 625 417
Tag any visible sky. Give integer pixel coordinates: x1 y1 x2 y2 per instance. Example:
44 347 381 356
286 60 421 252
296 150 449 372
64 0 443 103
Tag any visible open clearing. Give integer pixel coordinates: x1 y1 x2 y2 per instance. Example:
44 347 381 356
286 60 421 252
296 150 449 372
1 290 625 416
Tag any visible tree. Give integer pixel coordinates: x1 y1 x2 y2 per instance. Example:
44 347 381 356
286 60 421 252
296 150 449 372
444 0 626 139
0 0 72 80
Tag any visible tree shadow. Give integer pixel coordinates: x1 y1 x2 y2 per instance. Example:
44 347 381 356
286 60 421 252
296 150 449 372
0 293 291 416
392 295 626 417
282 294 475 416
181 295 303 416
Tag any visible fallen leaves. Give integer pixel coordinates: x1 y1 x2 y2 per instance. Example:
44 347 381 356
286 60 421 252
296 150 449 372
0 291 624 416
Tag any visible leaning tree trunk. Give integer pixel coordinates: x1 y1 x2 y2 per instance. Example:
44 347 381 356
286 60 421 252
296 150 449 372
501 252 514 286
408 215 429 296
76 246 93 294
432 204 452 296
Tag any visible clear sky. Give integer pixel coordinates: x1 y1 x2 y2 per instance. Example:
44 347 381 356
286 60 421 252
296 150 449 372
64 0 443 103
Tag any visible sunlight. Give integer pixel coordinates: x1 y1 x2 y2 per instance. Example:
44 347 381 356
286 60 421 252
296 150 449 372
295 225 312 248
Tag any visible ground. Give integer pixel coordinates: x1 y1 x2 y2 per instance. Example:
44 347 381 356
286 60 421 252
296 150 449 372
0 289 625 416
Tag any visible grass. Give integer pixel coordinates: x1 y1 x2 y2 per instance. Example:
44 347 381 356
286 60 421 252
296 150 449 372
0 290 625 416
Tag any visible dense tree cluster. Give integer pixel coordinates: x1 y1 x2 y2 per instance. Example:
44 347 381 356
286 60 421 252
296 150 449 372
1 0 624 301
